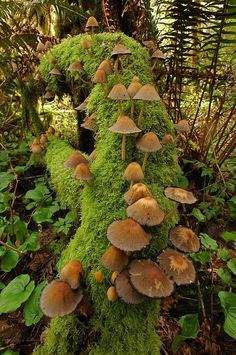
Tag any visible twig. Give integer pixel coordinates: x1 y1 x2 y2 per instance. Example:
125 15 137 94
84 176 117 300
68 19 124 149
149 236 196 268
0 240 24 255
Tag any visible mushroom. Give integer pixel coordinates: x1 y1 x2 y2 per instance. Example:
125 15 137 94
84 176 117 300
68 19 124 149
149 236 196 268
30 144 43 154
54 131 61 137
123 162 144 187
94 271 104 283
128 259 174 298
111 271 119 284
46 126 55 135
85 16 99 35
75 97 89 112
142 40 156 50
107 286 118 302
40 134 48 144
43 90 54 99
108 83 130 114
98 59 113 75
126 196 165 226
40 280 83 317
164 187 197 204
136 132 162 172
81 39 90 50
175 119 190 133
108 115 141 161
162 134 175 145
115 271 145 304
127 77 142 119
151 49 166 70
45 40 52 50
32 137 40 145
92 68 108 94
64 151 88 169
124 183 152 205
89 149 96 161
158 248 196 285
169 226 200 252
101 246 128 272
69 61 83 73
133 84 161 126
36 42 45 52
72 163 93 187
49 68 61 76
107 218 151 252
81 113 96 131
50 57 57 64
59 260 84 289
111 43 131 74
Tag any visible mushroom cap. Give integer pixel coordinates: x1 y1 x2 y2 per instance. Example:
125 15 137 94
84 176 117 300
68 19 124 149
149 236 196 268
33 137 40 145
81 39 90 49
170 226 200 252
107 286 118 302
175 119 190 133
50 68 61 75
75 97 89 112
30 144 43 153
36 42 45 52
158 248 196 285
69 61 83 72
111 44 131 57
107 218 151 252
47 126 55 134
40 280 83 317
142 40 156 49
123 162 144 182
152 49 166 60
98 60 113 75
115 270 145 304
92 68 107 84
108 83 130 101
85 16 99 28
127 81 142 98
111 271 119 284
43 90 54 99
72 163 93 181
164 187 197 204
108 115 141 135
133 84 160 101
81 113 96 131
162 134 175 145
54 131 61 137
124 183 152 205
50 57 57 64
94 271 104 283
127 197 165 226
64 151 88 169
40 134 48 144
45 40 52 50
129 259 174 298
59 260 83 289
136 132 162 152
101 246 128 272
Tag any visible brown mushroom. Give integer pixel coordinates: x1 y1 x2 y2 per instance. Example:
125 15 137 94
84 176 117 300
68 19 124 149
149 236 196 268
109 115 141 160
75 97 89 112
46 126 55 135
30 144 43 154
98 60 113 75
49 68 61 76
64 151 88 169
40 280 83 318
136 132 162 171
151 49 166 70
36 42 45 52
107 218 151 252
115 271 145 304
142 40 156 50
40 134 48 144
45 40 52 50
107 286 118 302
69 61 83 72
85 16 99 35
175 119 190 133
164 187 197 204
128 259 174 298
123 162 144 187
124 183 152 205
169 226 200 252
72 163 93 187
158 248 196 285
126 196 165 226
81 113 96 131
81 39 90 50
162 134 175 145
94 271 104 283
59 260 84 289
92 69 108 94
101 246 128 272
127 77 142 119
111 271 119 284
43 90 54 99
111 43 131 74
133 84 161 126
108 83 130 114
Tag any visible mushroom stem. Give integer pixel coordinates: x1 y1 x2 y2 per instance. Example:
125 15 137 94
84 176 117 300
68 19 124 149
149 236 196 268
104 83 109 96
130 181 134 188
163 204 178 222
130 99 135 119
118 101 123 114
138 101 146 127
84 180 92 188
142 152 149 172
121 134 126 161
114 55 120 74
182 203 190 227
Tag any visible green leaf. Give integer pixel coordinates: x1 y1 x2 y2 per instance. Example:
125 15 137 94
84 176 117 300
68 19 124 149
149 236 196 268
227 259 236 275
218 248 230 261
176 175 189 188
0 172 15 191
0 274 35 314
217 268 232 284
219 291 236 339
171 314 200 353
200 233 218 250
190 251 211 264
0 281 5 290
24 189 44 202
0 247 19 272
19 232 40 252
2 350 19 355
192 208 206 222
228 197 236 217
14 217 28 243
32 207 54 224
221 231 236 242
23 281 47 326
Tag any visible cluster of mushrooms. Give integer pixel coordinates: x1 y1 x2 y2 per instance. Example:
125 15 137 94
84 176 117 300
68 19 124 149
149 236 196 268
29 126 63 154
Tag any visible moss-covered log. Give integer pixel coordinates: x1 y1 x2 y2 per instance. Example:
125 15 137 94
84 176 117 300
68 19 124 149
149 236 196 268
34 33 181 355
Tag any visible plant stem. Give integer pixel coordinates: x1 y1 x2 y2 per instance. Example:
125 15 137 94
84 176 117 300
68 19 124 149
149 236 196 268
138 101 146 126
197 278 207 321
142 152 149 172
122 135 126 160
130 100 135 119
118 101 123 114
0 240 24 254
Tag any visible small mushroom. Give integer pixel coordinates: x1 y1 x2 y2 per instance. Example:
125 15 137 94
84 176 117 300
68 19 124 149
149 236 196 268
111 43 131 74
94 271 104 283
49 68 61 76
101 246 128 272
81 113 96 131
59 260 84 289
108 115 141 160
69 61 83 73
124 183 152 205
169 226 200 252
32 137 40 145
126 196 165 226
72 163 93 187
40 280 83 318
107 218 151 252
175 119 190 133
158 248 196 285
46 126 55 135
30 144 43 154
123 162 144 187
81 39 90 50
111 271 119 284
98 59 113 75
75 97 89 112
151 49 166 70
162 134 175 145
54 131 61 137
108 83 130 114
127 77 142 119
40 134 48 144
164 187 197 204
115 270 145 304
64 152 88 169
92 69 108 94
43 90 54 99
133 84 161 126
36 42 45 52
107 286 118 302
136 132 162 172
45 40 52 50
142 40 156 50
85 16 99 35
89 149 96 161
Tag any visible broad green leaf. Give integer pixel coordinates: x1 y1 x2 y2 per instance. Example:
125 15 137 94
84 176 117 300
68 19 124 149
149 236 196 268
176 175 189 188
14 217 28 243
228 197 236 217
171 314 199 353
32 207 53 224
217 268 232 284
0 281 5 290
0 247 19 272
19 232 40 252
200 233 218 251
221 231 236 242
0 274 35 314
218 248 230 261
23 281 47 326
227 259 236 275
219 291 236 339
2 350 19 355
190 251 211 264
0 172 15 191
24 189 44 202
192 208 206 222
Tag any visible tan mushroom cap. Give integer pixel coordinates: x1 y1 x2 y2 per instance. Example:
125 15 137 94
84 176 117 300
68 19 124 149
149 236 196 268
129 259 174 298
142 40 156 49
85 16 99 28
115 270 145 304
133 84 160 101
30 144 43 154
54 131 61 137
107 286 118 302
124 183 152 205
132 76 141 82
175 119 190 133
136 132 162 152
127 196 165 226
170 226 200 252
81 39 90 49
40 134 48 144
111 44 131 57
98 60 113 75
43 90 54 99
108 83 130 101
64 151 88 169
40 280 83 318
101 246 128 272
107 218 151 252
123 162 144 182
69 61 83 72
50 57 57 64
50 68 61 75
36 42 45 52
72 163 93 181
127 81 142 98
109 115 141 134
81 113 96 131
59 260 84 289
75 97 89 112
45 40 52 50
152 49 166 60
92 69 107 84
158 248 196 285
164 187 197 204
162 134 175 145
47 126 55 134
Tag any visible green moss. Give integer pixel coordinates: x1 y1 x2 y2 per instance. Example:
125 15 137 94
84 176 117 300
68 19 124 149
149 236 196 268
35 32 181 355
